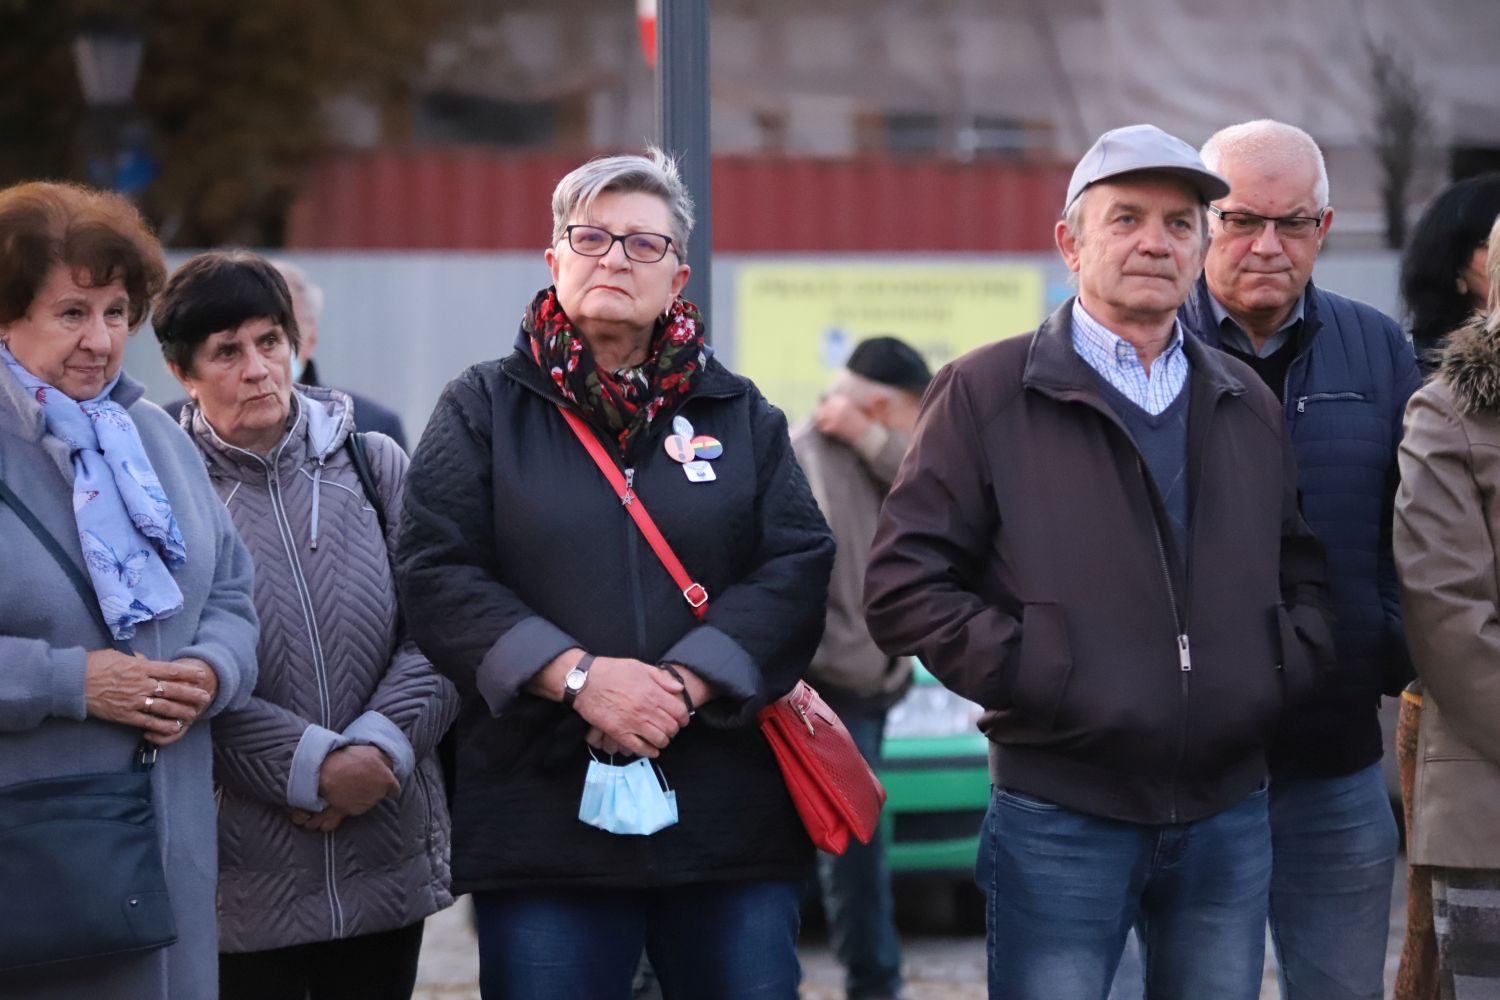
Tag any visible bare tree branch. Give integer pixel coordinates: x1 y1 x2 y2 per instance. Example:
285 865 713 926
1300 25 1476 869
1365 32 1432 249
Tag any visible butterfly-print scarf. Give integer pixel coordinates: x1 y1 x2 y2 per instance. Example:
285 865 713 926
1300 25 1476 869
2 346 184 639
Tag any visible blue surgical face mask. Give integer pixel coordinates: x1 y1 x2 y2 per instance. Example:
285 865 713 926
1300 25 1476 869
578 755 679 836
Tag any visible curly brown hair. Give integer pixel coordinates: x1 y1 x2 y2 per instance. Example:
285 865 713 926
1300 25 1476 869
0 181 166 329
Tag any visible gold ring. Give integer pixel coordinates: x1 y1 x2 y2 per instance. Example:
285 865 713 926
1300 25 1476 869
144 696 155 711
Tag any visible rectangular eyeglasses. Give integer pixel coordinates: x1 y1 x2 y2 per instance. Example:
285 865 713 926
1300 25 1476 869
565 225 676 263
1208 205 1326 239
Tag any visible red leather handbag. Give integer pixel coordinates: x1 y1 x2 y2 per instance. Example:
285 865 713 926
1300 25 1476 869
756 679 886 854
557 406 887 855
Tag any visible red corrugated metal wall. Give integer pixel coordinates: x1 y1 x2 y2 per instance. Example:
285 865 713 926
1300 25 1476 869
286 148 1072 252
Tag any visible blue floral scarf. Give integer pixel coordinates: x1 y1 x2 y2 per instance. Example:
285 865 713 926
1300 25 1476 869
2 346 185 639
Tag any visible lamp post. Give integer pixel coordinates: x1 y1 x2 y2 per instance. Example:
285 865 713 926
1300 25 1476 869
71 17 145 191
655 0 712 338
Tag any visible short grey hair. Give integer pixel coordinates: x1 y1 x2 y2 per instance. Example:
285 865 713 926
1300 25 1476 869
270 259 324 320
550 147 695 258
1062 188 1090 238
1200 120 1331 208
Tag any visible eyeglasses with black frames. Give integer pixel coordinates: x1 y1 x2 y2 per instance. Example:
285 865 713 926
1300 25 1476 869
564 225 677 263
1208 205 1327 239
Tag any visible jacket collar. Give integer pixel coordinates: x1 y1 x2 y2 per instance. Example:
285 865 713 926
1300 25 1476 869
1438 317 1500 415
1181 275 1325 357
1024 296 1248 403
0 362 148 481
186 384 355 480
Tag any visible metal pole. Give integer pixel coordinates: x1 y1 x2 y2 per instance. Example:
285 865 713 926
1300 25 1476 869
655 0 712 338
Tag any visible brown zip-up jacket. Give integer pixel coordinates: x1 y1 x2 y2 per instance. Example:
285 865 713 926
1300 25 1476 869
864 300 1333 825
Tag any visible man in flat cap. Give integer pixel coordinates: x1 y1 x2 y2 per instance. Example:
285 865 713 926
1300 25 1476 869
792 335 930 1000
864 125 1333 999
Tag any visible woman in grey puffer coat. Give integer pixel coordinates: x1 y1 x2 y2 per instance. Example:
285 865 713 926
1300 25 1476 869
153 250 459 1000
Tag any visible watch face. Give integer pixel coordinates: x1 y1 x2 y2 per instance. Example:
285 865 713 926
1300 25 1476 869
565 668 587 692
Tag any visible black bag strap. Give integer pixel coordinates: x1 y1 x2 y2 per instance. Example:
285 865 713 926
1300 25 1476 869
342 432 405 636
344 432 388 537
0 475 154 769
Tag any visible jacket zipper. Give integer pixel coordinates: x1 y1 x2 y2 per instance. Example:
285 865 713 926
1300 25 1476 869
1281 350 1305 412
1138 457 1191 824
623 467 649 653
263 456 345 940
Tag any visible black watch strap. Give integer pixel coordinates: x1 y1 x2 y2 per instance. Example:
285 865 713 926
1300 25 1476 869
657 662 696 717
561 653 595 708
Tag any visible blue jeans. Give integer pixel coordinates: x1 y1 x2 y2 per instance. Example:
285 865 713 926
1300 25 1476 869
815 712 903 999
977 784 1271 1000
1267 763 1399 1000
472 880 802 1000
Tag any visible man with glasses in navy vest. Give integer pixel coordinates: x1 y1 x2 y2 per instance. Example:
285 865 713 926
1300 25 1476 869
1179 119 1421 1000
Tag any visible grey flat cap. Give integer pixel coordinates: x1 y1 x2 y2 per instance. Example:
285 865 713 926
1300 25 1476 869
1065 124 1230 210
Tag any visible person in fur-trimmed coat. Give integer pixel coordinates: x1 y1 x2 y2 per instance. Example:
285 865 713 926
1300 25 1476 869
1395 215 1500 998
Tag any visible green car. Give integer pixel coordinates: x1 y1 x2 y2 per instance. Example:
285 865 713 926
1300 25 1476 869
878 663 990 874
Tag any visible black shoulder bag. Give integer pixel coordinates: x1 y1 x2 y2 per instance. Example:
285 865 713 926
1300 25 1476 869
0 476 177 971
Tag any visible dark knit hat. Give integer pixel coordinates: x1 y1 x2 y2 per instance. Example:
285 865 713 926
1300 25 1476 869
846 336 932 394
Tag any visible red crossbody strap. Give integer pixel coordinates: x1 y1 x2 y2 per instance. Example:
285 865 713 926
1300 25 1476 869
556 406 709 619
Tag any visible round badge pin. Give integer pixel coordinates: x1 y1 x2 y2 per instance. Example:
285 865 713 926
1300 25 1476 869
690 435 723 460
664 435 694 463
672 415 695 439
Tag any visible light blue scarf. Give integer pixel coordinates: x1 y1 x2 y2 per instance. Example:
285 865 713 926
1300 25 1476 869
2 346 185 639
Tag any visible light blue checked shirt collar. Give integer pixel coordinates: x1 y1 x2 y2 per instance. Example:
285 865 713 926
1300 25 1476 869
1070 298 1189 416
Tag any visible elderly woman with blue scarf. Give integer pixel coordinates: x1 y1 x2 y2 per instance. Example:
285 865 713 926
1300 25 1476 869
0 181 260 999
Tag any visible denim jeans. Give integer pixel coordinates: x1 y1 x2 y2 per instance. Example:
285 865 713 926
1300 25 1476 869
977 784 1272 1000
815 711 903 999
1267 762 1399 1000
472 880 802 1000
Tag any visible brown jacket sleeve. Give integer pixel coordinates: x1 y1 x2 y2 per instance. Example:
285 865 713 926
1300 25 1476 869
862 363 1015 709
1395 382 1500 767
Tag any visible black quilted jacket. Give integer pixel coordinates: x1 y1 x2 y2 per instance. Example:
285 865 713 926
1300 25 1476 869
395 337 834 891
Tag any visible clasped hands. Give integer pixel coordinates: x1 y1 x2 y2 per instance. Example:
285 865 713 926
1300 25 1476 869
290 745 400 833
84 648 219 747
530 650 713 759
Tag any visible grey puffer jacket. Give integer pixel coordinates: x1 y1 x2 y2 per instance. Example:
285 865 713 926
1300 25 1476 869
184 386 458 953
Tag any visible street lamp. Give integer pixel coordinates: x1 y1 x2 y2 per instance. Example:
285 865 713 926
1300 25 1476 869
656 0 712 335
71 17 145 191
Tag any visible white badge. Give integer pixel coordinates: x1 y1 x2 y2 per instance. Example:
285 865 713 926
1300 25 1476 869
672 415 695 439
683 460 717 483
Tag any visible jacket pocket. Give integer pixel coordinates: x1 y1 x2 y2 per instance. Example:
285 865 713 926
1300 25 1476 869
1273 603 1334 707
1420 693 1487 763
1009 602 1073 730
1294 390 1367 413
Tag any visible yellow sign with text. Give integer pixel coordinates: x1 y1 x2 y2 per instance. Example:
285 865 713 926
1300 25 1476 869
735 264 1045 420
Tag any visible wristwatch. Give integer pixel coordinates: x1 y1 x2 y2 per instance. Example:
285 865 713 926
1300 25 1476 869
562 653 595 708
